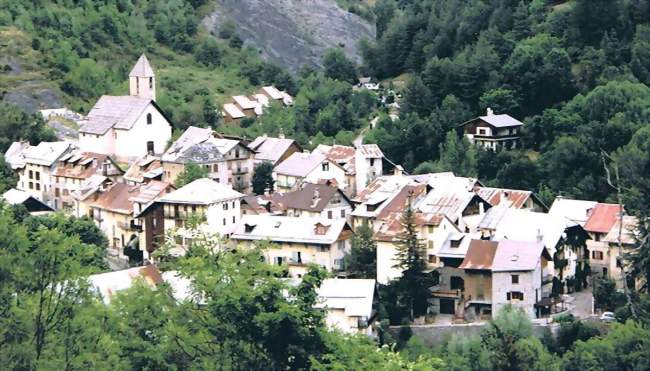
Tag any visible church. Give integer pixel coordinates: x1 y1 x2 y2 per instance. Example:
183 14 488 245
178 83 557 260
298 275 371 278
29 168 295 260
78 54 172 162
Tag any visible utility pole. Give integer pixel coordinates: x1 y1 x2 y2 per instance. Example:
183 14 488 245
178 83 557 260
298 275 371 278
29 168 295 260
601 150 637 320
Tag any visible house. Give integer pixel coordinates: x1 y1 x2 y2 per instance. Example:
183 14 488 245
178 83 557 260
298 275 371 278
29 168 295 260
350 173 418 230
275 182 353 220
478 207 590 292
123 155 163 185
52 151 124 212
583 203 637 287
222 86 293 123
475 186 547 212
75 180 172 261
161 126 255 193
88 265 163 304
248 134 302 166
456 239 499 320
78 54 172 161
5 141 74 208
258 85 293 106
460 108 523 150
315 143 385 196
315 278 376 335
273 151 347 193
240 194 284 216
2 188 54 215
230 215 353 278
136 178 245 256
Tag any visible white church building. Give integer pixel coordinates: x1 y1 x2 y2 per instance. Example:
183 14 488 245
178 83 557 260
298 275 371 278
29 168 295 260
78 54 172 162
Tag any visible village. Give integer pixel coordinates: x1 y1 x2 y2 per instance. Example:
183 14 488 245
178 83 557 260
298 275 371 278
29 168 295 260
2 54 638 336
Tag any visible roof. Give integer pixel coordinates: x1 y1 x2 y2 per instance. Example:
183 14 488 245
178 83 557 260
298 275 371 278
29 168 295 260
232 95 257 110
353 174 416 205
223 103 245 119
248 136 298 164
492 240 547 272
357 144 383 158
276 183 350 212
416 181 485 222
89 265 162 304
458 240 499 270
584 203 623 234
73 175 109 201
231 215 350 245
603 215 638 245
158 178 244 205
162 126 226 163
86 183 135 214
123 155 163 183
274 151 329 177
129 54 155 77
241 194 284 215
548 198 598 225
80 95 152 134
128 180 171 205
315 279 375 318
13 141 72 167
476 187 536 209
487 208 579 253
54 152 122 180
4 141 30 169
461 113 524 129
2 188 53 212
436 233 473 258
373 211 446 242
261 86 284 100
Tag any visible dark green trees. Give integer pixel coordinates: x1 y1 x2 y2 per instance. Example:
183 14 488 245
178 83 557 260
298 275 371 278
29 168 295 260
345 224 377 278
174 162 209 188
251 161 275 195
322 48 358 84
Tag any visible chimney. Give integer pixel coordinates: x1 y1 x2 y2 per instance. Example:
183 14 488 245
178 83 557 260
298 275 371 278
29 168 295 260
486 107 494 116
278 127 285 139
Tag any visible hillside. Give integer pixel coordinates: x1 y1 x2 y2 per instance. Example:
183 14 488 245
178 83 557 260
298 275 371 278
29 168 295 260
202 0 375 72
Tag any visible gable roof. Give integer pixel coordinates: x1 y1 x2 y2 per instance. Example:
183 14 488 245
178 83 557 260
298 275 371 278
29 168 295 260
158 178 244 205
89 265 162 304
548 198 598 226
277 183 350 212
80 95 153 134
123 155 163 183
129 54 155 77
223 103 245 119
274 151 332 177
458 239 499 270
491 240 547 272
603 215 638 245
54 152 123 180
584 203 623 234
162 126 226 163
2 188 54 212
231 215 350 245
475 187 544 210
461 113 524 129
10 141 72 167
248 136 299 164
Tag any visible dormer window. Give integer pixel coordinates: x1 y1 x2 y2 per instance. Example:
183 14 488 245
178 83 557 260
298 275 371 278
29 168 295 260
146 113 152 125
244 224 256 233
322 162 329 171
314 222 330 235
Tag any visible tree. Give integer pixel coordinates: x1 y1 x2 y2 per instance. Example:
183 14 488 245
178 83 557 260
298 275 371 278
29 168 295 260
174 162 209 188
435 131 478 178
479 88 521 116
322 48 357 84
631 25 650 84
0 154 17 193
195 37 222 66
393 195 433 320
251 162 274 195
0 103 56 152
401 75 433 117
345 224 377 278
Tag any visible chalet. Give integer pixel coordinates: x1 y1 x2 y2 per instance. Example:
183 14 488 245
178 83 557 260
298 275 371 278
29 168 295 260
231 215 353 278
161 126 255 193
5 141 74 208
273 151 347 193
248 134 302 166
78 54 172 161
222 86 293 123
460 108 523 150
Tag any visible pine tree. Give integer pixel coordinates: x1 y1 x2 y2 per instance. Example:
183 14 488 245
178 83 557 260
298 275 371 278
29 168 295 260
346 224 377 278
393 194 432 320
251 162 275 195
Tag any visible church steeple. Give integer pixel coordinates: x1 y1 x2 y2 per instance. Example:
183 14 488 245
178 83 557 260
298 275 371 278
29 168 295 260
129 54 156 101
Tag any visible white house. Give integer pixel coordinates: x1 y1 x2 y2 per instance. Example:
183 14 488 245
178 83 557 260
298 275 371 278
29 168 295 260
316 278 376 335
78 54 172 161
273 151 347 193
230 215 353 278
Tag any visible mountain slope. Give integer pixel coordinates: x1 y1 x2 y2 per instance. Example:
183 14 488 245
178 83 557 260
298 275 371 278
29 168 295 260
203 0 375 72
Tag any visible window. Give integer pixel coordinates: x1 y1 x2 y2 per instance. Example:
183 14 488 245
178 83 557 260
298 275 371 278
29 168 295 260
450 276 464 290
146 113 152 125
507 291 524 301
428 254 437 264
327 210 333 219
235 150 240 158
369 158 375 167
322 162 329 171
340 209 345 218
29 170 33 179
62 189 69 196
28 182 33 189
212 164 218 172
337 240 345 250
223 203 229 210
428 225 434 234
149 77 153 89
55 188 60 197
232 216 236 223
511 274 519 284
427 240 434 249
35 172 40 181
35 183 40 191
232 201 236 208
222 218 226 226
592 251 604 260
147 141 154 154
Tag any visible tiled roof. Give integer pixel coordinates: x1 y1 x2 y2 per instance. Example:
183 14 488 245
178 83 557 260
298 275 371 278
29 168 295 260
54 152 120 180
80 95 151 134
231 215 350 245
353 174 416 204
276 183 349 212
357 144 383 158
584 203 623 234
458 240 498 270
129 54 155 77
123 155 163 183
475 187 533 209
87 182 135 214
373 211 445 242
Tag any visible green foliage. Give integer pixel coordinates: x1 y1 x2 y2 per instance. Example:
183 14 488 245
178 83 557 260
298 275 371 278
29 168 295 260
0 102 56 152
323 48 358 84
345 224 377 278
251 161 275 195
435 131 478 178
174 162 209 188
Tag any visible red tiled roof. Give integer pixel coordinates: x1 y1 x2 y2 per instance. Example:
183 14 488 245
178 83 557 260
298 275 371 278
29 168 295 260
584 203 623 234
475 187 532 209
458 240 498 270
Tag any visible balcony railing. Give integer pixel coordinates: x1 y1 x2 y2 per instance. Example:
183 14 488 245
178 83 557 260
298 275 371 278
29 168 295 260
430 287 462 298
117 220 143 232
232 167 248 175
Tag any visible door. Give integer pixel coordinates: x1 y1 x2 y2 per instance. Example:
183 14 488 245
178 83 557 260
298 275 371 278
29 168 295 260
440 299 456 315
147 141 154 155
